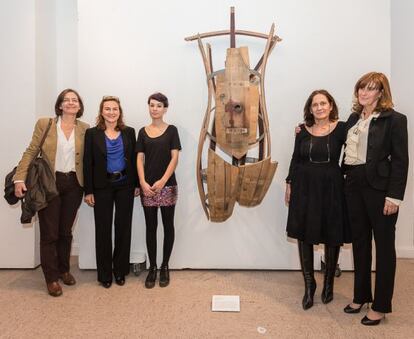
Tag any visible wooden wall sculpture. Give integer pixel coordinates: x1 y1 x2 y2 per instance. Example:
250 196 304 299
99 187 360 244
185 7 281 222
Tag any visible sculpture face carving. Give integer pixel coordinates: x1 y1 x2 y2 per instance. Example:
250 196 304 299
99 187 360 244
214 47 259 158
185 8 281 222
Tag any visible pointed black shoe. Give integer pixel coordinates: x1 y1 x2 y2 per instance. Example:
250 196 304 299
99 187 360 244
361 314 384 326
101 281 112 288
115 275 125 286
321 245 340 304
298 241 316 310
159 266 170 287
302 281 316 310
145 266 157 289
344 303 368 314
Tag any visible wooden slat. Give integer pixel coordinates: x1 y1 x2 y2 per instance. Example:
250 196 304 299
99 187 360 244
237 159 263 206
237 158 277 207
254 161 278 205
207 149 239 222
246 85 259 144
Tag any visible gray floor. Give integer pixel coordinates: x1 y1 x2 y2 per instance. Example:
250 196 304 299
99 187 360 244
0 258 413 338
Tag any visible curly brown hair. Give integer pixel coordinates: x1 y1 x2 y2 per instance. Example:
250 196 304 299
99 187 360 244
352 72 393 114
96 96 126 130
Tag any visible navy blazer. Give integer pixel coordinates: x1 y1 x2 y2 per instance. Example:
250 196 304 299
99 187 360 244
83 126 138 195
345 109 409 200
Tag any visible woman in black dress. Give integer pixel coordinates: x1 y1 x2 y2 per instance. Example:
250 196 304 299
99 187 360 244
136 92 181 288
285 89 351 310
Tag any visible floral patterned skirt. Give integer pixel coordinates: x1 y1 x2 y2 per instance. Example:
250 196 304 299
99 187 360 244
141 185 178 207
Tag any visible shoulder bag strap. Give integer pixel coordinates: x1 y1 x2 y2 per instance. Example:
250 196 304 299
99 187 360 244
37 118 53 158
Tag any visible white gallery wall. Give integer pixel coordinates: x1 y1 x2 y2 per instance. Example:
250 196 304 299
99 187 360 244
0 0 413 268
75 0 391 269
0 1 38 267
0 0 60 267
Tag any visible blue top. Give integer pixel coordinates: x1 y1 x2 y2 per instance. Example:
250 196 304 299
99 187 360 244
105 134 126 173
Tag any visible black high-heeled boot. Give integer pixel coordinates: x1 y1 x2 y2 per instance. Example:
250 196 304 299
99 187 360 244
298 241 316 310
321 245 340 304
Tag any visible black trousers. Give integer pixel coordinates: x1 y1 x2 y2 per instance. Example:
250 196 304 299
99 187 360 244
38 172 83 283
93 181 135 282
143 205 175 268
344 165 398 313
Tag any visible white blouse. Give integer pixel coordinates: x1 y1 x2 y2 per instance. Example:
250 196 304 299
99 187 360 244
344 112 379 165
55 118 76 173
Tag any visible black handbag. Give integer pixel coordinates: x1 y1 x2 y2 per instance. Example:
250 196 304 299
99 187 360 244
4 119 53 205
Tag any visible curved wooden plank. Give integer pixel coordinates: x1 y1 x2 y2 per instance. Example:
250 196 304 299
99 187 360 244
237 157 278 207
196 38 215 220
254 36 280 72
258 24 275 157
185 29 281 42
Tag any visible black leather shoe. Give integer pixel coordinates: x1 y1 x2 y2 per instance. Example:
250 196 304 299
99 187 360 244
115 276 125 286
145 266 157 289
159 266 170 287
361 315 384 326
101 281 112 288
344 303 367 314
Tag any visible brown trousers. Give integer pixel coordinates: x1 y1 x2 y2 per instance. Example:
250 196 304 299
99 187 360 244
37 172 83 283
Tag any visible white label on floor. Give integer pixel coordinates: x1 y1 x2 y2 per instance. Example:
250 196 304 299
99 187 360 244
211 295 240 312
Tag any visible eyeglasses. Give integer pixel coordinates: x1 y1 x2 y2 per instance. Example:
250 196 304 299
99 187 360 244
102 95 120 102
309 134 331 163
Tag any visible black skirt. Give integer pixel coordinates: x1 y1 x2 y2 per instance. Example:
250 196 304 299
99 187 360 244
287 161 351 245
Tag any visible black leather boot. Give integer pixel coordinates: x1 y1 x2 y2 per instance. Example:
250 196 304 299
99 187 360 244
145 266 157 289
159 265 170 287
298 241 316 310
321 245 340 304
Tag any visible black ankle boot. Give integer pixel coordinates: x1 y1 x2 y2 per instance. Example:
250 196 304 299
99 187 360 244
298 241 316 310
321 245 340 304
159 265 170 287
145 266 157 289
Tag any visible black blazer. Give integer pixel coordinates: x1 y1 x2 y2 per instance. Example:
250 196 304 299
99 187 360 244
83 126 138 195
345 109 409 200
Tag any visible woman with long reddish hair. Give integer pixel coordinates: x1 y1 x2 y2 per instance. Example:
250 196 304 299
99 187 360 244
343 72 409 325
